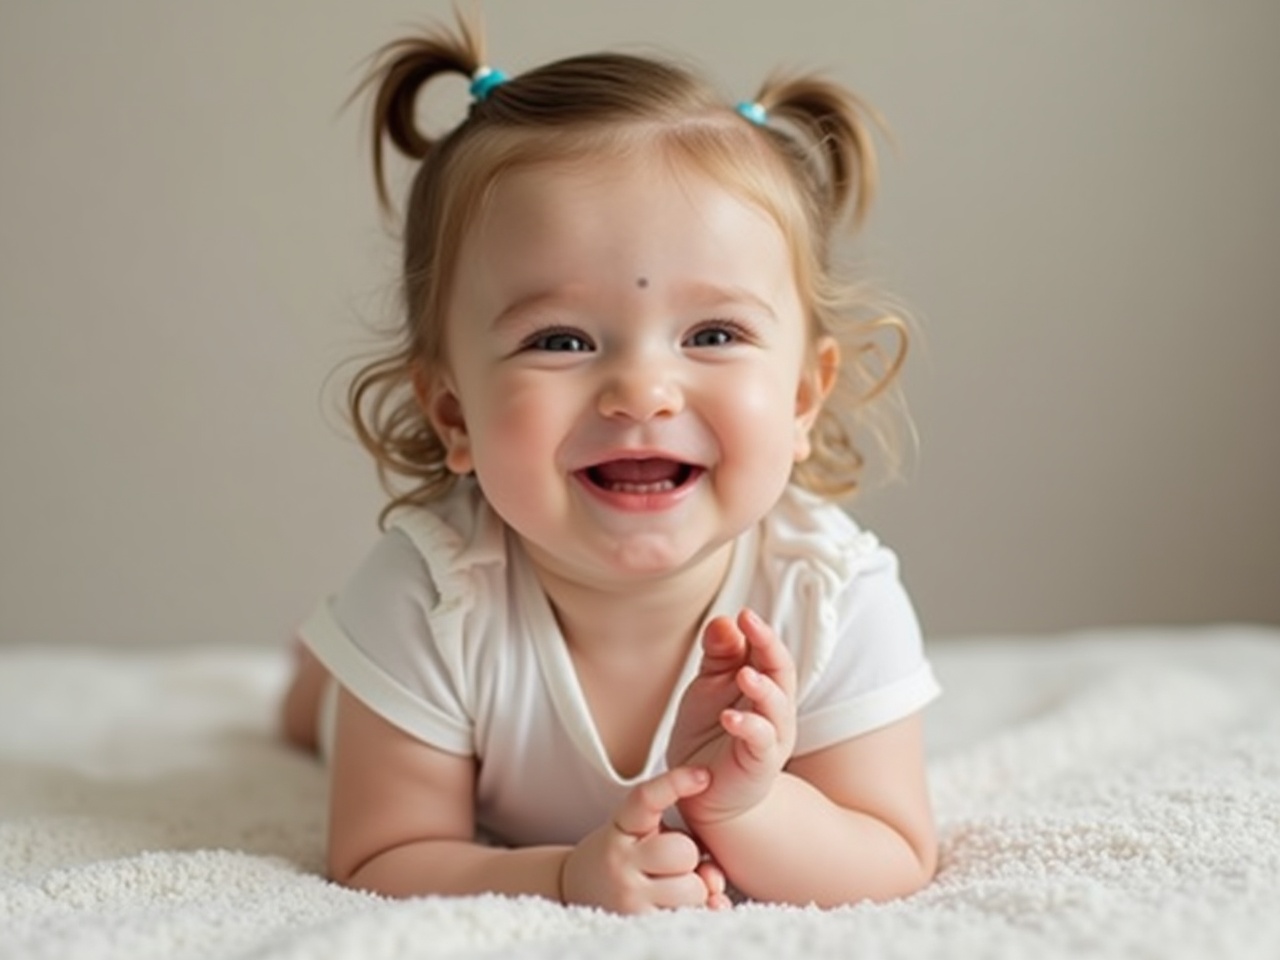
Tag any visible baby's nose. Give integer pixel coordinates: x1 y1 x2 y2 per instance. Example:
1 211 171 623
596 360 684 421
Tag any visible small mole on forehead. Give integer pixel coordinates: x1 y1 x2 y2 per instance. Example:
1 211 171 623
636 277 649 289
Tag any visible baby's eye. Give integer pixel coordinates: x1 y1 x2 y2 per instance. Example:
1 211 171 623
525 329 594 353
684 322 747 349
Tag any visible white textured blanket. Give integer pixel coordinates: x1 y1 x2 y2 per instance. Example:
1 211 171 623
2 626 1278 959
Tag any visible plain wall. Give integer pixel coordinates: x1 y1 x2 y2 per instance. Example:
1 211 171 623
2 0 1278 648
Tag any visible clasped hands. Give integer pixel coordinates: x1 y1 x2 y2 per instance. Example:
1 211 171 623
561 609 797 913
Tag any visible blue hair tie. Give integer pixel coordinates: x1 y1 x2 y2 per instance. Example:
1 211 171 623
470 66 508 102
735 101 768 126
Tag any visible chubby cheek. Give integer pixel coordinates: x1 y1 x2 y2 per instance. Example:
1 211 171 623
463 376 572 486
706 370 801 488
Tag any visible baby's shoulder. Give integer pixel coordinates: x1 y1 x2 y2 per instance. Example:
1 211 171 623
386 480 509 599
325 481 511 662
389 479 501 559
328 482 510 674
759 485 895 587
755 487 921 697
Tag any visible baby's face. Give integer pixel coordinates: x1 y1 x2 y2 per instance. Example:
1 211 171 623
431 151 834 589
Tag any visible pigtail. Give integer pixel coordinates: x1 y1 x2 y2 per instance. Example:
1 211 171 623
342 13 491 526
752 74 910 499
754 74 887 230
352 14 486 213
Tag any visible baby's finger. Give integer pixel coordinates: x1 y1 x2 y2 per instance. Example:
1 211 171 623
697 616 747 675
735 664 791 728
739 609 796 693
613 767 710 838
698 862 732 911
649 872 720 911
721 708 779 762
634 829 702 877
706 889 734 911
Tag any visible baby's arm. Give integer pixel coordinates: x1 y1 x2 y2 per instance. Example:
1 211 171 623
327 687 727 912
695 714 937 906
669 612 936 906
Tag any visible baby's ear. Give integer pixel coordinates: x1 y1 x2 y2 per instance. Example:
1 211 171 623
414 366 473 475
793 337 839 462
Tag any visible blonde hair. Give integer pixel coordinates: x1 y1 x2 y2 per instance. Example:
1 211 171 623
348 14 910 526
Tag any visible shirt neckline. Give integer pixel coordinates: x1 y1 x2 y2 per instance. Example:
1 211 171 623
518 526 759 786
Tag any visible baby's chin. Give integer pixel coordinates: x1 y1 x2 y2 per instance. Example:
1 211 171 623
596 530 744 584
602 539 703 577
523 531 731 588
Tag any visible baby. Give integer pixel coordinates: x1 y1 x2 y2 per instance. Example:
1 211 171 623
282 13 940 913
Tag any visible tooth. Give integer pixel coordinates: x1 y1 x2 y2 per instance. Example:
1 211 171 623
608 481 675 494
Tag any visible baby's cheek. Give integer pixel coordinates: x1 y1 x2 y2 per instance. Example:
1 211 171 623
477 405 546 464
479 379 552 435
720 378 799 445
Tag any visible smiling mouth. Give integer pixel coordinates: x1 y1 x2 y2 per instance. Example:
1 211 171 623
580 458 700 494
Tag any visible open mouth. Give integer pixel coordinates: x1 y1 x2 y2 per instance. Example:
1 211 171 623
580 457 700 495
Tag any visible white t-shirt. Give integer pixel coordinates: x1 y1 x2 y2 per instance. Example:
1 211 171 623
300 480 939 847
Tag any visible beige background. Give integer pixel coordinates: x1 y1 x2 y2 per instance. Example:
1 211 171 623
2 0 1278 648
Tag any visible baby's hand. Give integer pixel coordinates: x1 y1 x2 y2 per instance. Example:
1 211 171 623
666 610 797 829
560 766 730 913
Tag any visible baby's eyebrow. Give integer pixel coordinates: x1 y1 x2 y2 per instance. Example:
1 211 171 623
486 280 779 331
670 280 779 321
488 289 582 332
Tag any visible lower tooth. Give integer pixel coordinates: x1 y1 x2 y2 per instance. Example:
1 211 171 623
609 481 675 494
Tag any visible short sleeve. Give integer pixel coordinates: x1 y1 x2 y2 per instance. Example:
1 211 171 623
297 529 475 756
793 544 940 756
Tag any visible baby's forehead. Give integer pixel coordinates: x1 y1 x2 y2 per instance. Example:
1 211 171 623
469 131 805 242
442 159 809 347
466 155 788 262
433 121 820 323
